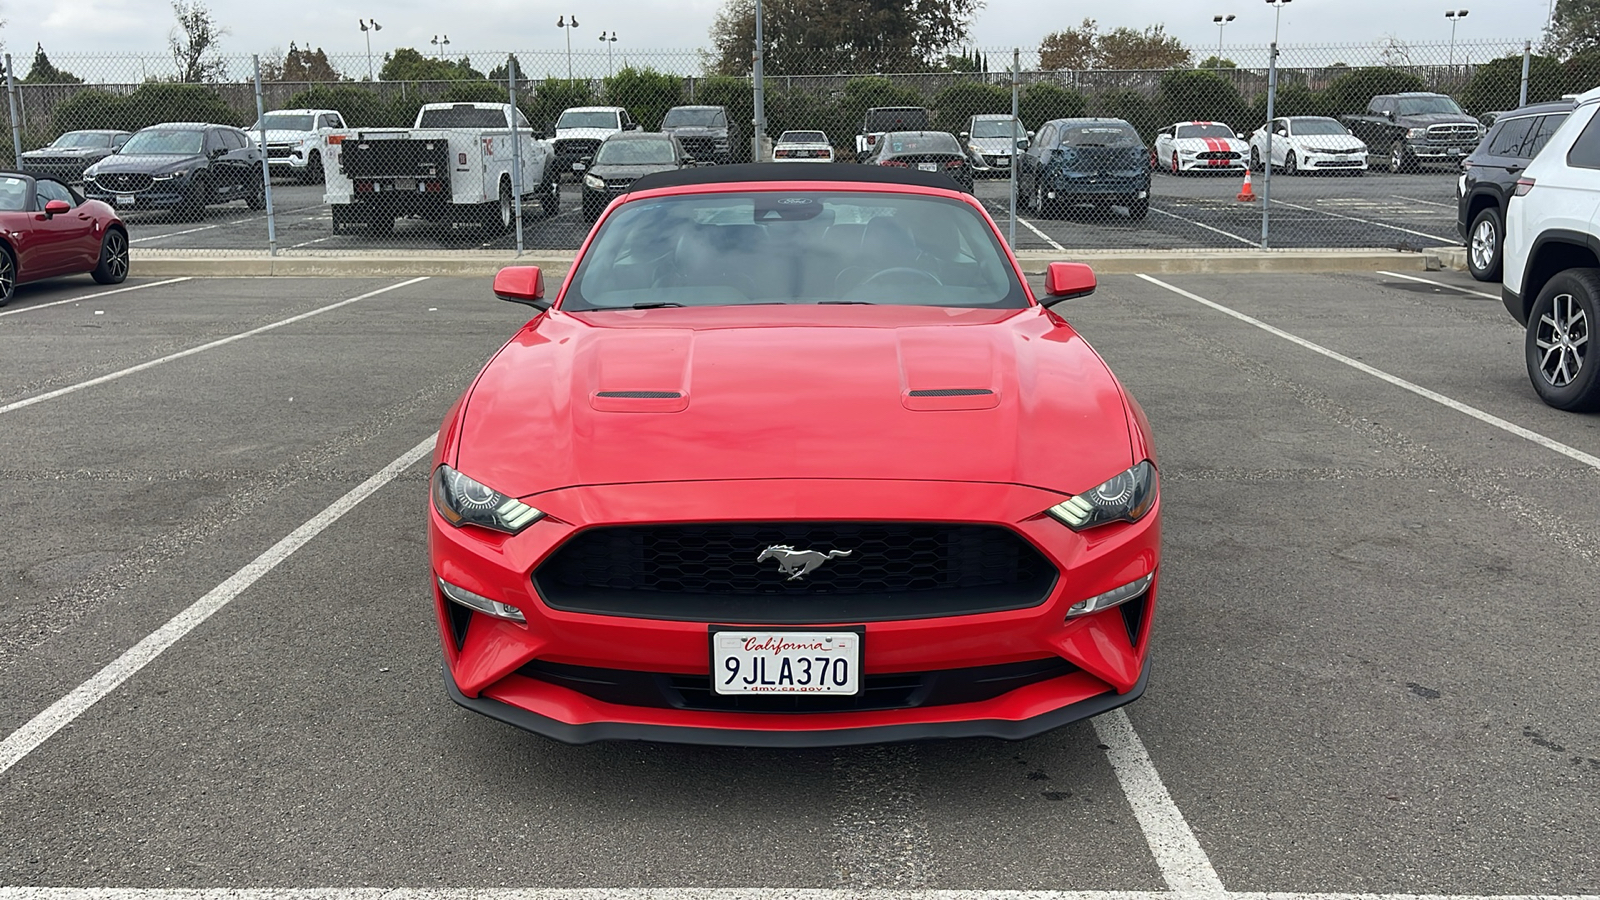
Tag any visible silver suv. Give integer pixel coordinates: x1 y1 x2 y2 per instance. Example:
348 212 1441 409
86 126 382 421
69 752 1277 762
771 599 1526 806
1501 85 1600 411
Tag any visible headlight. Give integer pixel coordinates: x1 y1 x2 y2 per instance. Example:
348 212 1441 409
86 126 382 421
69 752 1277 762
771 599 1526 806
1406 127 1427 140
583 173 605 190
431 465 545 534
1046 461 1158 531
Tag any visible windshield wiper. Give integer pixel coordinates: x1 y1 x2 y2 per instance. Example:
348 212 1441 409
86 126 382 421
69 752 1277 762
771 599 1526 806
818 300 876 305
628 301 684 309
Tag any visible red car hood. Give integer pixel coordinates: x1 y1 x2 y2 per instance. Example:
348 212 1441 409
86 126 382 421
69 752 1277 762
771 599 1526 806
455 305 1133 498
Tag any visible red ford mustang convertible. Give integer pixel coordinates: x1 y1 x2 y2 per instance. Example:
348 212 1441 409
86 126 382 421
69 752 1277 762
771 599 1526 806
429 165 1160 746
0 172 129 306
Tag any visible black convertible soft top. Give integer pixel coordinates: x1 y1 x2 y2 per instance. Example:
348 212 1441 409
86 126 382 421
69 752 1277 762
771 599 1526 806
628 162 961 194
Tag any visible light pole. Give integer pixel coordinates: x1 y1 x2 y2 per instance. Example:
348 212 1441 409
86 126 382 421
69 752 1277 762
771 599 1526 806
557 16 579 80
1268 0 1290 45
1213 14 1235 61
430 34 450 59
1446 9 1469 72
598 31 618 77
752 0 766 161
358 18 381 81
1262 0 1291 248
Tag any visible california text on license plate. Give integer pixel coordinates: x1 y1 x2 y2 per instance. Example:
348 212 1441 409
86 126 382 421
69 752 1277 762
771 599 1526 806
917 162 938 172
116 195 135 207
712 629 861 695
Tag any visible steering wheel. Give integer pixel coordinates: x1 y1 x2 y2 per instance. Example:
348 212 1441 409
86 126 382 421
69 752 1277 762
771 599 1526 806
860 267 943 288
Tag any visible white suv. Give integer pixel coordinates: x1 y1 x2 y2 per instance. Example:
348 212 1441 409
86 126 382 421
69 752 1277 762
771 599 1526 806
1501 85 1600 411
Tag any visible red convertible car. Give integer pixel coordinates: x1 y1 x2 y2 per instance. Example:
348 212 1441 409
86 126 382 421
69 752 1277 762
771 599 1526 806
0 172 129 306
430 165 1160 746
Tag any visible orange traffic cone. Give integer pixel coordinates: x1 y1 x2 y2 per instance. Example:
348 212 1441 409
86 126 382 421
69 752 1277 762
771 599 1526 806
1237 168 1258 202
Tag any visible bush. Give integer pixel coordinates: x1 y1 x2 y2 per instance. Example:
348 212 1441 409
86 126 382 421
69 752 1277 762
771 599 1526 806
1460 54 1563 115
441 81 510 104
1019 82 1086 129
50 83 240 135
1159 69 1251 132
52 89 130 133
1319 67 1429 117
837 76 926 138
1561 51 1600 101
283 85 389 127
521 78 597 133
603 67 685 130
1249 82 1325 125
931 81 1013 129
1092 89 1161 142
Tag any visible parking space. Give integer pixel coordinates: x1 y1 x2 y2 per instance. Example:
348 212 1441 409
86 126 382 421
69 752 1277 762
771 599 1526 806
113 168 1466 254
1 269 1595 894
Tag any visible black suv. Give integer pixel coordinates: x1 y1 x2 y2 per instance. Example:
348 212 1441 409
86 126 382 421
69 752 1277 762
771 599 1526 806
82 122 263 219
1457 99 1574 281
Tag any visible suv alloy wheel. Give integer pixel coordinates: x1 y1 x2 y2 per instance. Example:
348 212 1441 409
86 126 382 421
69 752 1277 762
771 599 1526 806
1526 270 1600 411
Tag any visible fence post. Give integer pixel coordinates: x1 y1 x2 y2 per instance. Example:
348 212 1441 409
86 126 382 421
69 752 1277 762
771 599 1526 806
1009 48 1020 251
752 0 767 162
252 55 278 257
509 54 524 257
4 55 22 169
1520 41 1532 108
1260 41 1277 249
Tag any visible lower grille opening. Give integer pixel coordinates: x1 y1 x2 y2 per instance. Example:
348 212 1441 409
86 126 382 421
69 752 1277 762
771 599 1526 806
1119 594 1147 649
518 657 1078 714
446 600 472 651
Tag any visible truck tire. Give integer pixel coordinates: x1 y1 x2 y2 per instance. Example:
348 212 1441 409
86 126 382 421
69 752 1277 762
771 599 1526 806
483 178 514 234
1388 141 1411 174
303 150 324 184
539 175 560 217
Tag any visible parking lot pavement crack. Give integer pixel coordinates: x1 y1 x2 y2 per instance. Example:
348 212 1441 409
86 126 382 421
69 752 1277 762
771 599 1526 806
1120 286 1600 565
0 358 482 669
831 744 932 889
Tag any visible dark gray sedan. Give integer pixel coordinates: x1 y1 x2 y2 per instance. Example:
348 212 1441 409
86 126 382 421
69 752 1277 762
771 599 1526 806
580 132 695 220
18 131 133 183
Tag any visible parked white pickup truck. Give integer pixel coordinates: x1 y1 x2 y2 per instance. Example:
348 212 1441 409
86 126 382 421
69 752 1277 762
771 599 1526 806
252 108 346 183
323 102 559 235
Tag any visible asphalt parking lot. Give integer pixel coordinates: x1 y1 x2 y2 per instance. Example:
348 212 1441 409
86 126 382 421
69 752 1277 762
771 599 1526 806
117 166 1465 254
2 267 1597 896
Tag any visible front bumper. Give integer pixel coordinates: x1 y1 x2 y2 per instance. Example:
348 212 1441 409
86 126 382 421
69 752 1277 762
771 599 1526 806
431 477 1160 746
1045 173 1150 198
1406 141 1476 164
20 159 94 182
1299 151 1367 170
83 181 191 210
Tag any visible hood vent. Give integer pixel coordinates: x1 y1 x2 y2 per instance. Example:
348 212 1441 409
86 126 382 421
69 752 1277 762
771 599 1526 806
596 390 682 399
908 388 993 398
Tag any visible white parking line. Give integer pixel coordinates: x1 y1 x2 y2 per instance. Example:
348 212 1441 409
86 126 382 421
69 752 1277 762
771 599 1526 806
0 277 429 417
127 203 326 244
128 223 220 243
0 435 436 778
0 889 1595 900
0 278 192 319
1268 198 1453 243
1148 206 1261 247
1375 270 1501 301
1136 273 1600 472
1016 215 1067 251
1094 709 1226 895
1391 194 1455 208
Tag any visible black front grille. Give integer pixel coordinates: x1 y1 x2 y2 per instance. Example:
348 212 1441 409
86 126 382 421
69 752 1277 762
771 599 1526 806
678 136 719 157
96 172 154 192
556 138 602 158
518 656 1077 713
267 145 296 158
1197 151 1241 160
533 522 1058 623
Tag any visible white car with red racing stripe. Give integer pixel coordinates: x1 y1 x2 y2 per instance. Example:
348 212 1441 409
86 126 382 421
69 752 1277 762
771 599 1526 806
1152 121 1248 175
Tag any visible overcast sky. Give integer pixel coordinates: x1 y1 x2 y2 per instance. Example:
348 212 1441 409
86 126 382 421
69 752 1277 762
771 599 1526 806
5 0 1557 71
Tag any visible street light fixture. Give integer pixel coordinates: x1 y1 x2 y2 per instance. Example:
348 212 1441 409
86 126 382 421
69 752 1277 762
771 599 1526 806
1266 0 1291 46
557 15 580 80
1445 9 1469 71
1213 15 1236 60
1262 0 1291 248
430 34 450 59
598 31 618 77
358 19 381 82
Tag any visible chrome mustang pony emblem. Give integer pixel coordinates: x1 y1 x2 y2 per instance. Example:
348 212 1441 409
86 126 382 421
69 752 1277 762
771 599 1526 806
757 544 852 581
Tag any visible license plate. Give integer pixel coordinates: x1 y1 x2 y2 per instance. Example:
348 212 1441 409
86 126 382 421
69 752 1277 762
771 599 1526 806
392 177 416 191
712 629 861 695
116 194 135 207
917 162 938 172
572 162 586 171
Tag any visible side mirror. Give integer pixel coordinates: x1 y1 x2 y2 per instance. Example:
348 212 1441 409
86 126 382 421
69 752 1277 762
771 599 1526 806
493 266 550 310
1042 261 1096 307
683 156 697 167
1017 138 1030 150
43 199 71 218
211 147 227 158
959 131 970 139
1237 132 1246 140
579 155 593 166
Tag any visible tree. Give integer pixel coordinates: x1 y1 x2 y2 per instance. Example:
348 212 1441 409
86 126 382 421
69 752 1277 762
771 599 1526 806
1319 66 1428 116
489 54 525 84
1097 25 1189 70
1039 19 1096 70
1460 53 1563 114
1546 0 1600 58
1158 69 1248 130
1020 82 1086 127
379 48 484 82
603 66 684 129
169 0 229 84
23 44 82 84
522 78 597 132
279 43 341 83
1198 56 1236 69
708 0 983 76
933 80 1012 125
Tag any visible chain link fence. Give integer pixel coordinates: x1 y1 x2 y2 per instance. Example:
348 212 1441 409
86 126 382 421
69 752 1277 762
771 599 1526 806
2 38 1585 255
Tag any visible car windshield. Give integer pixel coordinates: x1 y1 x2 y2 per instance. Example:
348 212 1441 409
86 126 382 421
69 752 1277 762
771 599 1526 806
663 108 725 127
1061 124 1141 148
883 132 961 155
255 114 315 131
971 119 1024 139
780 131 828 144
558 110 621 129
595 139 677 165
865 109 931 132
567 192 1026 311
0 176 28 211
51 132 111 148
120 130 204 155
1288 118 1350 135
417 107 507 128
1175 123 1233 139
1397 96 1466 116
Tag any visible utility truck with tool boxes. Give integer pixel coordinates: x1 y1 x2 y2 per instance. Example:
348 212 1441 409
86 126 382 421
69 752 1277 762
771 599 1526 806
323 102 559 234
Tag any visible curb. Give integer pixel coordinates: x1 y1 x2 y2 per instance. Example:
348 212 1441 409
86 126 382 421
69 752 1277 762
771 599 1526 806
131 249 1445 279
